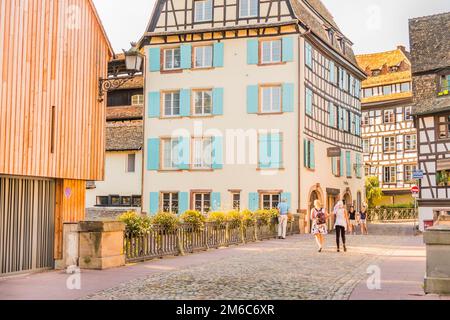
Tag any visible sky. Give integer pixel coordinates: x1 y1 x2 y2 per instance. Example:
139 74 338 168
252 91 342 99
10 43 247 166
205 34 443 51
92 0 450 55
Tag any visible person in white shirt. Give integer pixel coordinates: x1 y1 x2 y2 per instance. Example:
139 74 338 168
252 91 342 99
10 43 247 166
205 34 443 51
334 201 350 253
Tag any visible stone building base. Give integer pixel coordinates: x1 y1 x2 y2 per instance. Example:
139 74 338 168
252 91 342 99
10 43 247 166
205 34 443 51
424 224 450 295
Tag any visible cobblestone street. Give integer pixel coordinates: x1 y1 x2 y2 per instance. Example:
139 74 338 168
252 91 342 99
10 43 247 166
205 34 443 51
83 233 426 300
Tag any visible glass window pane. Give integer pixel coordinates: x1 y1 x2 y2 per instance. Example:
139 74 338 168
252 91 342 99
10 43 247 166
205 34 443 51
272 87 281 111
173 48 181 68
204 91 212 114
262 88 271 112
272 41 281 62
204 46 212 67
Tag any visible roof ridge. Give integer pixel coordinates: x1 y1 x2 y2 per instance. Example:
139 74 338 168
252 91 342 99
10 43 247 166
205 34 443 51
409 11 450 22
356 48 404 58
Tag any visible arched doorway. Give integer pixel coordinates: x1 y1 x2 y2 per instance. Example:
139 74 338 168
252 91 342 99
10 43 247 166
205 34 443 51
343 190 352 212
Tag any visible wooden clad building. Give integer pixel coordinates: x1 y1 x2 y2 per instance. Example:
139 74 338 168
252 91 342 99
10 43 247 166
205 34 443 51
0 0 113 275
409 12 450 230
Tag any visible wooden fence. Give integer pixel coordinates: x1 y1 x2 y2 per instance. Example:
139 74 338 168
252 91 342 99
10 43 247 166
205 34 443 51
367 208 418 222
124 215 301 263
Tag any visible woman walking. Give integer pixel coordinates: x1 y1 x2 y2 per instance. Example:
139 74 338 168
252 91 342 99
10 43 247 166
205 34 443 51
334 201 350 252
348 205 358 235
311 200 328 253
360 204 369 235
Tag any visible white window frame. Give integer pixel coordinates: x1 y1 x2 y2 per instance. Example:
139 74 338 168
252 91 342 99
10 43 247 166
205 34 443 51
193 192 211 214
383 136 396 153
260 86 281 113
261 193 281 210
131 94 144 106
126 153 136 173
194 0 213 22
163 47 181 70
260 39 282 64
161 192 179 214
239 0 258 18
405 106 413 121
384 166 397 184
404 165 417 183
162 138 180 170
194 45 213 69
384 109 395 124
163 91 181 117
193 90 213 116
363 139 370 153
192 137 213 169
362 112 369 126
405 134 417 151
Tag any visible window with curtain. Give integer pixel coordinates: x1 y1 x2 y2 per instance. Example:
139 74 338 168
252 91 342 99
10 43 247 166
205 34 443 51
261 86 281 113
162 138 180 169
194 0 212 22
194 45 213 68
194 90 212 115
164 47 181 70
164 91 181 117
192 137 212 169
239 0 258 18
260 39 281 64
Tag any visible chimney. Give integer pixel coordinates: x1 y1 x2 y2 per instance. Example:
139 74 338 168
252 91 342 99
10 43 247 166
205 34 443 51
397 45 407 54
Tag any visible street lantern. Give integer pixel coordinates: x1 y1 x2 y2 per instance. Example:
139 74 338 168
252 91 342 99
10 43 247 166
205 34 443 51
98 42 144 102
124 42 143 75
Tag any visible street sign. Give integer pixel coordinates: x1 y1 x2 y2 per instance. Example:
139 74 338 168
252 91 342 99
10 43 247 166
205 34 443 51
411 185 420 194
413 170 424 180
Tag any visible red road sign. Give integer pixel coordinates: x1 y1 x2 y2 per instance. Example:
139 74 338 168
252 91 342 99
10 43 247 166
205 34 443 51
411 186 420 194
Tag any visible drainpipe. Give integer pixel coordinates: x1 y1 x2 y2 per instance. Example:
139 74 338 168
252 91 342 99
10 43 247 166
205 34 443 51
297 27 312 223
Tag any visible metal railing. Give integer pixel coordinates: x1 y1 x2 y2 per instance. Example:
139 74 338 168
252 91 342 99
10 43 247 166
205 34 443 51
367 208 418 222
124 215 301 263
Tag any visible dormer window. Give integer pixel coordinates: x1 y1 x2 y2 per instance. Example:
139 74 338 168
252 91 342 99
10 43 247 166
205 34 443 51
239 0 258 18
327 29 335 45
372 69 381 76
438 74 450 96
390 66 399 72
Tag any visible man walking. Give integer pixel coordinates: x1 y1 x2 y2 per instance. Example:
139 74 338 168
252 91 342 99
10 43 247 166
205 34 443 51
277 198 290 239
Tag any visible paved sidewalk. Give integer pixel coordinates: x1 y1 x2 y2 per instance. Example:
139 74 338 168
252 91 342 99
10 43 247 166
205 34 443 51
0 233 446 300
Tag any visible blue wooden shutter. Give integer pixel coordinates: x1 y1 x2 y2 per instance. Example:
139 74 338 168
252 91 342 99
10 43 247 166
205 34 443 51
310 141 315 169
180 44 192 69
340 151 344 177
282 83 294 112
213 42 224 67
329 60 335 83
211 192 221 211
259 134 269 169
328 102 335 127
147 138 160 170
303 139 309 168
350 113 355 134
338 107 343 130
272 133 282 169
305 42 312 67
346 151 351 177
179 192 189 215
178 136 190 170
149 192 159 214
356 154 361 178
212 136 223 169
305 88 313 116
249 192 259 211
247 39 258 65
180 89 191 116
212 88 224 115
148 92 160 118
282 37 294 62
281 192 292 210
247 85 258 113
149 47 160 72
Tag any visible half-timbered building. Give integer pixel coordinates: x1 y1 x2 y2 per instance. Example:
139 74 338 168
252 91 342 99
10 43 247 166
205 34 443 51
409 12 450 230
140 0 366 228
86 54 144 214
0 0 113 275
356 47 417 206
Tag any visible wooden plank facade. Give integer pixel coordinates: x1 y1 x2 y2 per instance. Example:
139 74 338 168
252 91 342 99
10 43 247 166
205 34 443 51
0 0 113 273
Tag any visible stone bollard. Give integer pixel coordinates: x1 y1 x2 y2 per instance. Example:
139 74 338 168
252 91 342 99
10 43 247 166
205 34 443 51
424 225 450 295
78 221 126 270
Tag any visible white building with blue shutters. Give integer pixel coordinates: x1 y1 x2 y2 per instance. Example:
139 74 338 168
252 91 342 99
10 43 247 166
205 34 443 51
139 0 366 227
